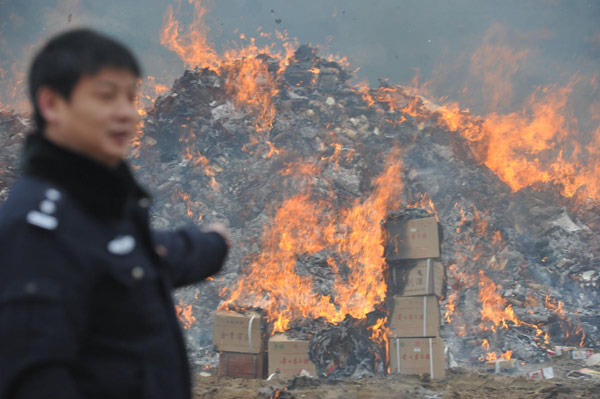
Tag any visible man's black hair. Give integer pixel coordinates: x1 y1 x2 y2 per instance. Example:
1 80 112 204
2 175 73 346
28 28 141 130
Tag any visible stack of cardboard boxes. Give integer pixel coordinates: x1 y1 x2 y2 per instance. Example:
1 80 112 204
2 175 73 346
213 310 317 379
384 215 446 379
212 310 267 378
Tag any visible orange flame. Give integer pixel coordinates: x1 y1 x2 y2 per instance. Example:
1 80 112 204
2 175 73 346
478 270 519 332
444 291 458 324
412 26 600 202
367 317 390 371
159 0 298 135
480 339 513 362
545 295 586 346
407 193 438 221
160 0 219 70
175 300 196 329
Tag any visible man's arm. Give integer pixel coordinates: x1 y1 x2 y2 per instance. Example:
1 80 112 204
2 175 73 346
152 223 229 288
0 222 88 399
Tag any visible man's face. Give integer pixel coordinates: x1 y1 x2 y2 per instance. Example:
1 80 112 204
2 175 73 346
47 67 140 167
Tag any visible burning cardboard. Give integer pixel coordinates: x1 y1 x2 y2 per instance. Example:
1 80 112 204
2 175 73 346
389 295 440 338
389 258 444 297
268 334 317 379
389 337 445 379
385 216 441 260
213 310 264 353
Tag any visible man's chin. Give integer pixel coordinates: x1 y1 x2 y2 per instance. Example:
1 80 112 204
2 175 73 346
100 147 127 167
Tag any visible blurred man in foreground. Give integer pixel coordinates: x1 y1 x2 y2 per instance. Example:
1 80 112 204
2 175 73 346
0 29 229 399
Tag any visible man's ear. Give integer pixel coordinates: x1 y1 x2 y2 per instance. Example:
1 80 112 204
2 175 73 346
36 87 65 125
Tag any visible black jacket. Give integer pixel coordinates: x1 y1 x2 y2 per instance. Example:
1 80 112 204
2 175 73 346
0 134 228 399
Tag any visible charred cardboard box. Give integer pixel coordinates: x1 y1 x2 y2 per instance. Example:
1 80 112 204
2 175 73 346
384 216 441 261
389 295 440 338
213 310 264 353
218 352 267 379
268 334 317 379
389 337 445 379
389 258 444 297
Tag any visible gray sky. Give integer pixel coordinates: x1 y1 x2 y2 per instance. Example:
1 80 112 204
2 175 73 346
0 0 598 115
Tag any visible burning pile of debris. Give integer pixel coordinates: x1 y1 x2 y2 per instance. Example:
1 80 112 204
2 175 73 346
1 42 599 378
131 43 599 370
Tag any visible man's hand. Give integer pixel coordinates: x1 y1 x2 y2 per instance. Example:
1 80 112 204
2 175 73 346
203 222 231 247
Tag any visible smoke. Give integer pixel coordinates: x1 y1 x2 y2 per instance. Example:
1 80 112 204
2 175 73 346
1 0 598 114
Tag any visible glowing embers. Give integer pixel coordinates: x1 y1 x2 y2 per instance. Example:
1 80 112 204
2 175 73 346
545 295 586 347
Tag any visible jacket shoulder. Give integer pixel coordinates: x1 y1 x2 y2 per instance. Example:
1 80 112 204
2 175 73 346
0 176 67 233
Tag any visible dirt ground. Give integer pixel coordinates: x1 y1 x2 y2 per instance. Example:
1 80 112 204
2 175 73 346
192 357 600 399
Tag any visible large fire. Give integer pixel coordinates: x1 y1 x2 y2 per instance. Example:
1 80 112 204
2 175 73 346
156 0 407 335
1 0 596 368
153 0 595 361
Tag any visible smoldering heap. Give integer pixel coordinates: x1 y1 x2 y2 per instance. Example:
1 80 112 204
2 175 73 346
0 45 598 373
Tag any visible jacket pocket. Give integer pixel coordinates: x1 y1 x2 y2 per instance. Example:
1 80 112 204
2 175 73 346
0 279 74 357
0 279 62 304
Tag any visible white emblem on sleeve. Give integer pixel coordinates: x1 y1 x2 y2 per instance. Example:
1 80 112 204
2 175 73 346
40 199 57 214
26 210 58 230
107 235 136 255
45 188 61 201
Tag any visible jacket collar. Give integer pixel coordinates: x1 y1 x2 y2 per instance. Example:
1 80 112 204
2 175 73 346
22 132 149 219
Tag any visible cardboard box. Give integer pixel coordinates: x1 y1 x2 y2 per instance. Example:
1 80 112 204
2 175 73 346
213 310 264 353
390 259 444 297
570 349 594 360
389 337 445 379
218 352 267 379
268 334 317 379
567 368 600 379
385 216 441 260
389 295 440 338
527 367 554 380
585 353 600 366
547 346 577 356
